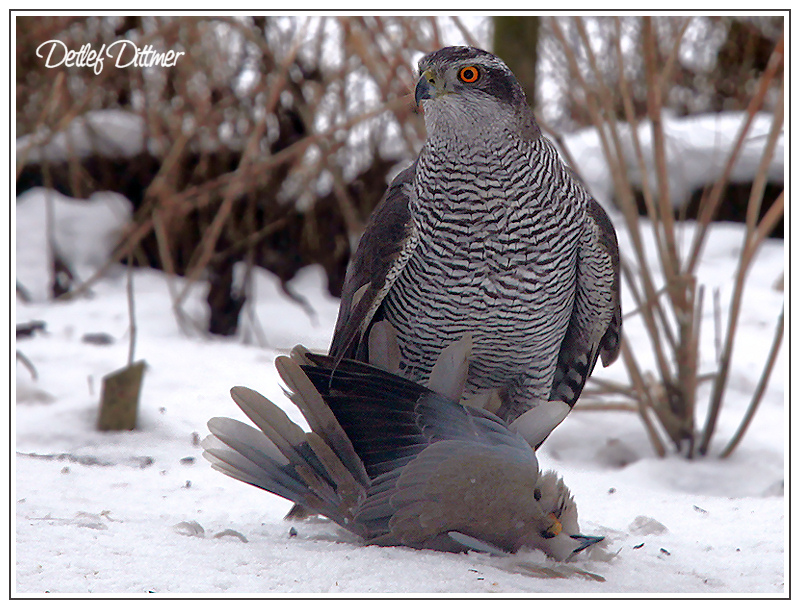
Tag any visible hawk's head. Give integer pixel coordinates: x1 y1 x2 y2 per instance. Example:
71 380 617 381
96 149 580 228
415 46 538 140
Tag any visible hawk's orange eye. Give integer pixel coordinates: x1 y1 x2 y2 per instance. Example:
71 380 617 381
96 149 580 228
458 66 480 83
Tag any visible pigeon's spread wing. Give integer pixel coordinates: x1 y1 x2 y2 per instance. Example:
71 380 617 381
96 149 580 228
297 352 534 479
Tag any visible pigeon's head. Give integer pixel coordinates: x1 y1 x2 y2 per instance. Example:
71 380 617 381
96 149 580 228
520 470 604 561
414 46 538 139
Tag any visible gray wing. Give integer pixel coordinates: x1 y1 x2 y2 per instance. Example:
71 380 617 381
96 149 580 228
296 350 539 549
550 197 622 407
298 351 532 480
328 162 418 363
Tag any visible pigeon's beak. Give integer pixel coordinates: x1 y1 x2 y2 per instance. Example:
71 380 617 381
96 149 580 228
570 534 605 555
415 69 437 107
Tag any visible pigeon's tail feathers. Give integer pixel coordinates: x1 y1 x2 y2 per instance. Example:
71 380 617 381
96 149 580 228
202 385 368 532
202 420 329 512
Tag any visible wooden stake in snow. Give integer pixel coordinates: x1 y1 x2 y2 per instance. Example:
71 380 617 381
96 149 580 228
97 361 145 431
97 255 145 431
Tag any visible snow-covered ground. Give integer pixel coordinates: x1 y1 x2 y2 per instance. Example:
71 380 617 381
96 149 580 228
13 196 786 596
13 108 786 596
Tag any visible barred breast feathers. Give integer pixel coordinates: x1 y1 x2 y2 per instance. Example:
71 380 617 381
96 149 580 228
381 130 586 404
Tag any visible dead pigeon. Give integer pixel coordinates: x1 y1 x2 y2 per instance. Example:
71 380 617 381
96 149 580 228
203 334 602 560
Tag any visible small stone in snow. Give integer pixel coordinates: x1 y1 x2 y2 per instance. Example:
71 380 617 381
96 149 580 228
174 520 205 537
628 515 669 536
214 529 248 543
81 332 115 345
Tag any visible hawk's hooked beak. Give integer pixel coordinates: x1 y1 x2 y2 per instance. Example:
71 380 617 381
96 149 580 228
415 69 438 107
